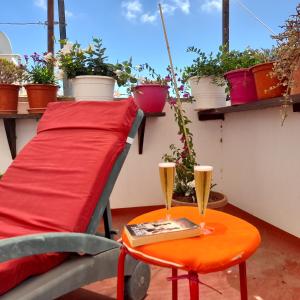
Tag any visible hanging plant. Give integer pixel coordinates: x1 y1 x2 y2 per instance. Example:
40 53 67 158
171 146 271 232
272 4 300 124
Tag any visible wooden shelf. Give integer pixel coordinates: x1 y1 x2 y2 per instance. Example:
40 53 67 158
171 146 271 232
197 95 300 121
0 111 167 158
0 113 42 159
138 112 166 154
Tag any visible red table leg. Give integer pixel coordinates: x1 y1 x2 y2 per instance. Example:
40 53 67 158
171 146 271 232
188 271 199 300
172 268 178 300
239 261 248 300
117 246 127 300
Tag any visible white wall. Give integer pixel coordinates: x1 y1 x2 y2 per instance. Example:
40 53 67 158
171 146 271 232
222 106 300 237
1 102 299 237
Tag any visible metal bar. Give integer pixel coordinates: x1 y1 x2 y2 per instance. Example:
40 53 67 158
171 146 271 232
117 246 128 300
103 201 118 239
172 268 178 300
47 0 54 54
3 119 16 159
222 0 229 49
188 271 199 300
239 261 248 300
138 116 146 154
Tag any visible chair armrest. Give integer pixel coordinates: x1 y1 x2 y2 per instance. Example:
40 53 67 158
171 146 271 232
0 232 120 263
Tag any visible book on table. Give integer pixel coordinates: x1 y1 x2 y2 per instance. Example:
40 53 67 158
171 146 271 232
124 217 202 247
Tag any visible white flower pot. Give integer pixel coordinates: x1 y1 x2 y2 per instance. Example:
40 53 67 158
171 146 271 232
188 76 227 110
71 75 115 101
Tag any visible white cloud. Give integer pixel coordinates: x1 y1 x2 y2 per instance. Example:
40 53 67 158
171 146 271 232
121 0 190 24
173 0 190 14
141 13 157 23
122 0 143 20
65 10 73 18
201 0 222 13
34 0 47 10
160 3 177 15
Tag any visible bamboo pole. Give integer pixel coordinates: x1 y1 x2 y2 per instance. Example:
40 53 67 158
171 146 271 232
158 3 193 158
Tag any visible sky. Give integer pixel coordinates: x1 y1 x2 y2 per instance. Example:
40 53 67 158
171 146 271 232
0 0 299 76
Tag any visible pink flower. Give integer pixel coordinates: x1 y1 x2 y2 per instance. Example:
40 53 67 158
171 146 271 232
183 92 190 98
165 75 171 82
179 85 184 91
169 98 177 106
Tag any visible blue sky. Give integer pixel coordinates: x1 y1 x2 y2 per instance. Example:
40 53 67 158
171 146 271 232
0 0 299 75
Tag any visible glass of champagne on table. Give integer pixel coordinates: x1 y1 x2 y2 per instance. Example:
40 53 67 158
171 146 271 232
159 162 175 220
194 165 213 234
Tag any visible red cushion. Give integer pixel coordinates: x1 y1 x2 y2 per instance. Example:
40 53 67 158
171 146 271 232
0 99 138 295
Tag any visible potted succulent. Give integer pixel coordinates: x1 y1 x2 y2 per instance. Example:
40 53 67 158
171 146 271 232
57 38 130 101
163 72 227 210
0 58 24 113
271 4 300 123
183 46 227 110
24 52 58 113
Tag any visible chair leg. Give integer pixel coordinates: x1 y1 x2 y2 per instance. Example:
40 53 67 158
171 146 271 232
239 261 248 300
188 271 199 300
117 246 127 300
172 268 178 300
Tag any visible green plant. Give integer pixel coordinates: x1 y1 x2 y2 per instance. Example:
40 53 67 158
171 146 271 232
272 4 300 124
0 59 24 84
183 46 274 90
24 52 56 84
57 38 135 87
183 47 224 85
162 69 197 198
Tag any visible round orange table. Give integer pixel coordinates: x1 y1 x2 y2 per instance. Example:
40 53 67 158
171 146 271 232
117 207 261 300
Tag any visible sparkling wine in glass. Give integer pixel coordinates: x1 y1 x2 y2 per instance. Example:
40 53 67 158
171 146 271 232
159 162 175 220
194 165 213 221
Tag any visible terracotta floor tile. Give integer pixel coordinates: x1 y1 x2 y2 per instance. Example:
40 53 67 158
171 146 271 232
59 205 300 300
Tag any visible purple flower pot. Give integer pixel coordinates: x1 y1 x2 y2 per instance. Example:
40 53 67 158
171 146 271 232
225 68 257 105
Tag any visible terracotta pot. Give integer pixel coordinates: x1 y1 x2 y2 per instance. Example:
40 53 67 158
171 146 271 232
251 62 285 100
224 68 257 105
172 191 228 211
291 64 300 95
25 84 58 113
0 84 20 114
133 84 168 113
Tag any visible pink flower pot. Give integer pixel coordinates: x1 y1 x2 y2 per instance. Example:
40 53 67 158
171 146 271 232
133 84 169 113
225 68 257 105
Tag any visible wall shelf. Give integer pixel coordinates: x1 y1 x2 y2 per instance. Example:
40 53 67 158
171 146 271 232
1 112 166 158
138 112 166 155
0 114 42 159
197 94 300 121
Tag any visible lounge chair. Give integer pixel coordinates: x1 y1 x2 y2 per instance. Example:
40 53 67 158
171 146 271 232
0 99 150 300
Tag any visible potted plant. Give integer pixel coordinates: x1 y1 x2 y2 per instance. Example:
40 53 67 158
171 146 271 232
223 48 267 105
114 62 172 113
163 72 227 210
57 38 130 101
0 58 24 113
183 46 227 110
250 60 285 100
271 4 300 123
24 52 58 113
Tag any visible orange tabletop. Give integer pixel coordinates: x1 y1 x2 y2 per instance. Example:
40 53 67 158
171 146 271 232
122 207 261 274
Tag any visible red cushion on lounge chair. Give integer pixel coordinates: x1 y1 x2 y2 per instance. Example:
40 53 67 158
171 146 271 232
0 99 138 295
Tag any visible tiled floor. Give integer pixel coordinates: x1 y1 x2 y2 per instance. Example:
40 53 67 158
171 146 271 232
60 205 300 300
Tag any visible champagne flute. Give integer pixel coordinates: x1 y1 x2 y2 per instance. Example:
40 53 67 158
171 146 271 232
194 165 213 232
159 162 175 220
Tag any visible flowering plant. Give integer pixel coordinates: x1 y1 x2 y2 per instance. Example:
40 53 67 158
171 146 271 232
57 38 134 87
162 68 197 199
0 58 25 84
24 52 56 85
